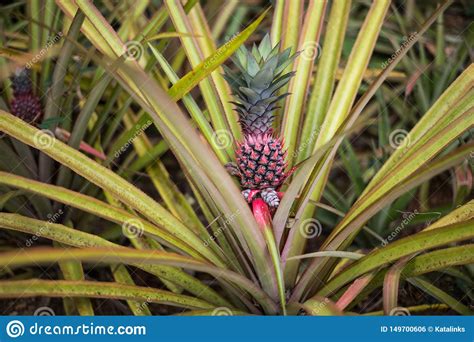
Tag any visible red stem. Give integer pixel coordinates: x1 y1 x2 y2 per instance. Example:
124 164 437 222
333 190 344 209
252 198 272 231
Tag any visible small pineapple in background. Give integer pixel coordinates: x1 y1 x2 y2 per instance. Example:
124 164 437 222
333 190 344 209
10 68 42 123
225 35 297 209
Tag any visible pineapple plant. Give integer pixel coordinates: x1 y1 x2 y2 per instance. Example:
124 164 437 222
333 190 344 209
224 35 297 209
9 68 42 123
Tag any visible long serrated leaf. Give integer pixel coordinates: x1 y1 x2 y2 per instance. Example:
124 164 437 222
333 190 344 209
282 0 327 162
314 220 474 298
382 256 414 315
0 169 206 261
408 277 472 315
57 248 95 316
292 95 473 302
284 0 390 286
350 244 474 311
298 0 351 162
0 112 224 267
0 244 278 314
0 212 231 308
0 279 214 310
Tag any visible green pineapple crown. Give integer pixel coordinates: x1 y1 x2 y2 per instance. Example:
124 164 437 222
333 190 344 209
224 34 298 136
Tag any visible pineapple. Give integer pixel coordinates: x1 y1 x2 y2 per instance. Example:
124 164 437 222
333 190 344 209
9 68 42 123
225 35 297 208
11 68 33 95
10 94 42 123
